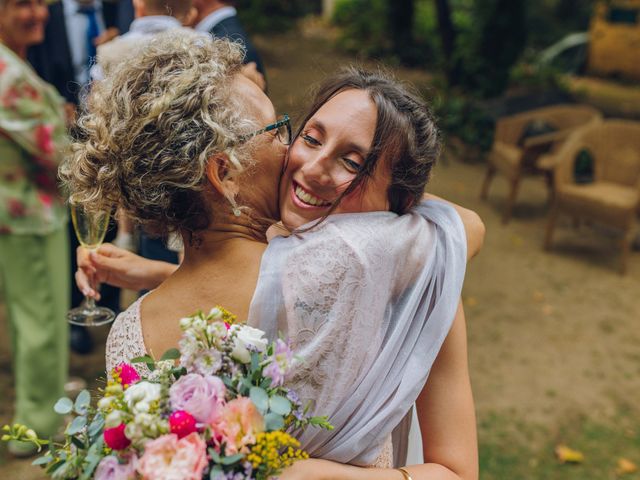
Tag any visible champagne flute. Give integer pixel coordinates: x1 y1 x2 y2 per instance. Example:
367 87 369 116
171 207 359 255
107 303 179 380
67 203 116 326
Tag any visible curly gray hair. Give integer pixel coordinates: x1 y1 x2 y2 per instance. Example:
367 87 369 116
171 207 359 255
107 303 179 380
60 31 256 236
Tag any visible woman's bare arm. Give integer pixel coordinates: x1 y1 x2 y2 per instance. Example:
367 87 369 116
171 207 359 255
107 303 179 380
278 301 478 480
423 194 485 261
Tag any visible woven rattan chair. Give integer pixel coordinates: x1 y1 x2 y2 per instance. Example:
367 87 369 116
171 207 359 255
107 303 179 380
480 104 603 223
544 120 640 274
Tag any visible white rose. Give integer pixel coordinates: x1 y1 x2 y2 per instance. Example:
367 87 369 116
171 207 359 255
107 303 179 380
105 410 123 428
124 381 161 411
230 325 268 363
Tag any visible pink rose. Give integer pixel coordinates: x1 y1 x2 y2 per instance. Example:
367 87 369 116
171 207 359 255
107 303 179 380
169 374 226 424
94 455 137 480
137 433 207 480
114 363 141 388
104 424 131 450
216 397 264 455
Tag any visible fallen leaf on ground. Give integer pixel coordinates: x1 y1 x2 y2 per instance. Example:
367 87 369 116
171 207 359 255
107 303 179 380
555 444 584 464
465 296 478 307
532 291 545 302
542 304 554 316
616 458 638 475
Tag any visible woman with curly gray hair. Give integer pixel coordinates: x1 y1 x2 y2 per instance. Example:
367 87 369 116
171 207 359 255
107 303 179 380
68 30 481 480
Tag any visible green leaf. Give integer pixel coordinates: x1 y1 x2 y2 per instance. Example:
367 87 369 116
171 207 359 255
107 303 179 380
160 348 180 361
208 448 222 463
45 459 65 475
79 439 104 480
70 435 86 450
220 453 244 465
269 395 292 416
249 387 269 414
260 377 272 389
32 455 53 466
209 465 223 479
74 390 91 415
264 412 284 431
130 355 154 364
54 397 74 415
66 416 87 435
87 413 104 440
251 351 260 373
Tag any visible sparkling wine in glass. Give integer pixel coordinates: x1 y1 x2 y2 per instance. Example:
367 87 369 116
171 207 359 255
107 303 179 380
67 204 116 326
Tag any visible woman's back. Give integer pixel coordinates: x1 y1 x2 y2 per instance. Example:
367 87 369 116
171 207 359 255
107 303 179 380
106 235 266 369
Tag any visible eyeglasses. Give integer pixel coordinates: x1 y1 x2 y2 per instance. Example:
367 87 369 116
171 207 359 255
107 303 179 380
241 114 291 146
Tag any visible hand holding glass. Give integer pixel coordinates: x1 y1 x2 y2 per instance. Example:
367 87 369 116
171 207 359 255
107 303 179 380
67 204 115 326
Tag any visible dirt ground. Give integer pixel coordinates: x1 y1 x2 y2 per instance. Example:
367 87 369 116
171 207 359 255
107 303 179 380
1 22 639 479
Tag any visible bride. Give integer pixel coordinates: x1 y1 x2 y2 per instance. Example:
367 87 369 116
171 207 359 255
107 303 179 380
65 31 481 479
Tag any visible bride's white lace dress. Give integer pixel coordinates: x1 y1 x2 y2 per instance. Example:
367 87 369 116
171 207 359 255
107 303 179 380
105 200 466 468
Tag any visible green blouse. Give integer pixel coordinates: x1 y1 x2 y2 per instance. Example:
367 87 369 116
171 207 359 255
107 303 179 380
0 43 68 236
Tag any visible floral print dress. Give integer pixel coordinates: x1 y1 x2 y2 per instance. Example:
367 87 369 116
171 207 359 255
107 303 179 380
0 43 68 236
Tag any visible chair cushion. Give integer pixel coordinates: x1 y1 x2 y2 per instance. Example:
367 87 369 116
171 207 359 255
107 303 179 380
557 181 639 228
489 142 522 179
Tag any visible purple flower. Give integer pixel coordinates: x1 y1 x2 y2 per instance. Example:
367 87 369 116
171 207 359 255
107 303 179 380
169 373 226 424
263 339 294 387
94 455 137 480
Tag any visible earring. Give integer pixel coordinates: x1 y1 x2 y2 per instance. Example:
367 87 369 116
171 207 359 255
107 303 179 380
229 198 241 217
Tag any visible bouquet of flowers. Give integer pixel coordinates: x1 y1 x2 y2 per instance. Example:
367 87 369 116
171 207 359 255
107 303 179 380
2 307 331 480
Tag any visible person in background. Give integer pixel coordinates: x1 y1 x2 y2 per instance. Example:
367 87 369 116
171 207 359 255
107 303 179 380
27 0 124 355
193 0 266 91
0 0 70 457
92 0 195 80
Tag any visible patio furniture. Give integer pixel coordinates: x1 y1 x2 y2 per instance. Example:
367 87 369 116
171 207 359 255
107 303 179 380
480 104 603 223
544 119 640 274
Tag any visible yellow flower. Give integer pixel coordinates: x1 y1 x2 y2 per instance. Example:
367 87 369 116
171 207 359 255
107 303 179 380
248 431 309 475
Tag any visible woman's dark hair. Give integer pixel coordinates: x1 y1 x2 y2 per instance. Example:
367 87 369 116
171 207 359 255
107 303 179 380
292 65 441 215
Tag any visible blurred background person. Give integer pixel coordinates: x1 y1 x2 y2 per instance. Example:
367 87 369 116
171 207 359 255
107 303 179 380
193 0 266 91
0 0 70 457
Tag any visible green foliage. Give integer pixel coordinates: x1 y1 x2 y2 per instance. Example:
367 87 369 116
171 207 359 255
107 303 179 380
433 92 495 156
236 0 321 33
332 0 438 64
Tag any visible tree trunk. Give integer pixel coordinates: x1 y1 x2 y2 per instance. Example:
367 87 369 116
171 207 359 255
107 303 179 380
388 0 416 63
434 0 460 85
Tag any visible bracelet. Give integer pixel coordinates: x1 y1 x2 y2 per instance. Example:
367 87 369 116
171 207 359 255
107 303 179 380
397 467 413 480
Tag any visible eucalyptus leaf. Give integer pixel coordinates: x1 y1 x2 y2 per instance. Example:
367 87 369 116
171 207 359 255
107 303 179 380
208 448 222 463
249 387 269 414
209 465 223 479
220 453 244 465
269 395 292 416
74 390 91 415
160 348 180 361
66 416 87 435
53 397 73 415
87 413 104 440
251 351 260 373
79 440 104 480
264 412 284 431
32 455 53 466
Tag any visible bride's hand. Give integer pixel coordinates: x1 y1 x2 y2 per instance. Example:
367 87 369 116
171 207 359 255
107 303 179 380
276 459 329 479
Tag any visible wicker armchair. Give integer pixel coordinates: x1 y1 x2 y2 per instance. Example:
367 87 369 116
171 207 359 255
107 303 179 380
480 104 603 223
544 120 640 274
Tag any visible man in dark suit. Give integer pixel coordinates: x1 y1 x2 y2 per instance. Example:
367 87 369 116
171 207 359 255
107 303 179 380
193 0 266 90
27 0 127 355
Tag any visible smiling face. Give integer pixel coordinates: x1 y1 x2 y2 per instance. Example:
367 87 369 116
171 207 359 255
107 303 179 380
279 89 392 229
0 0 48 55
